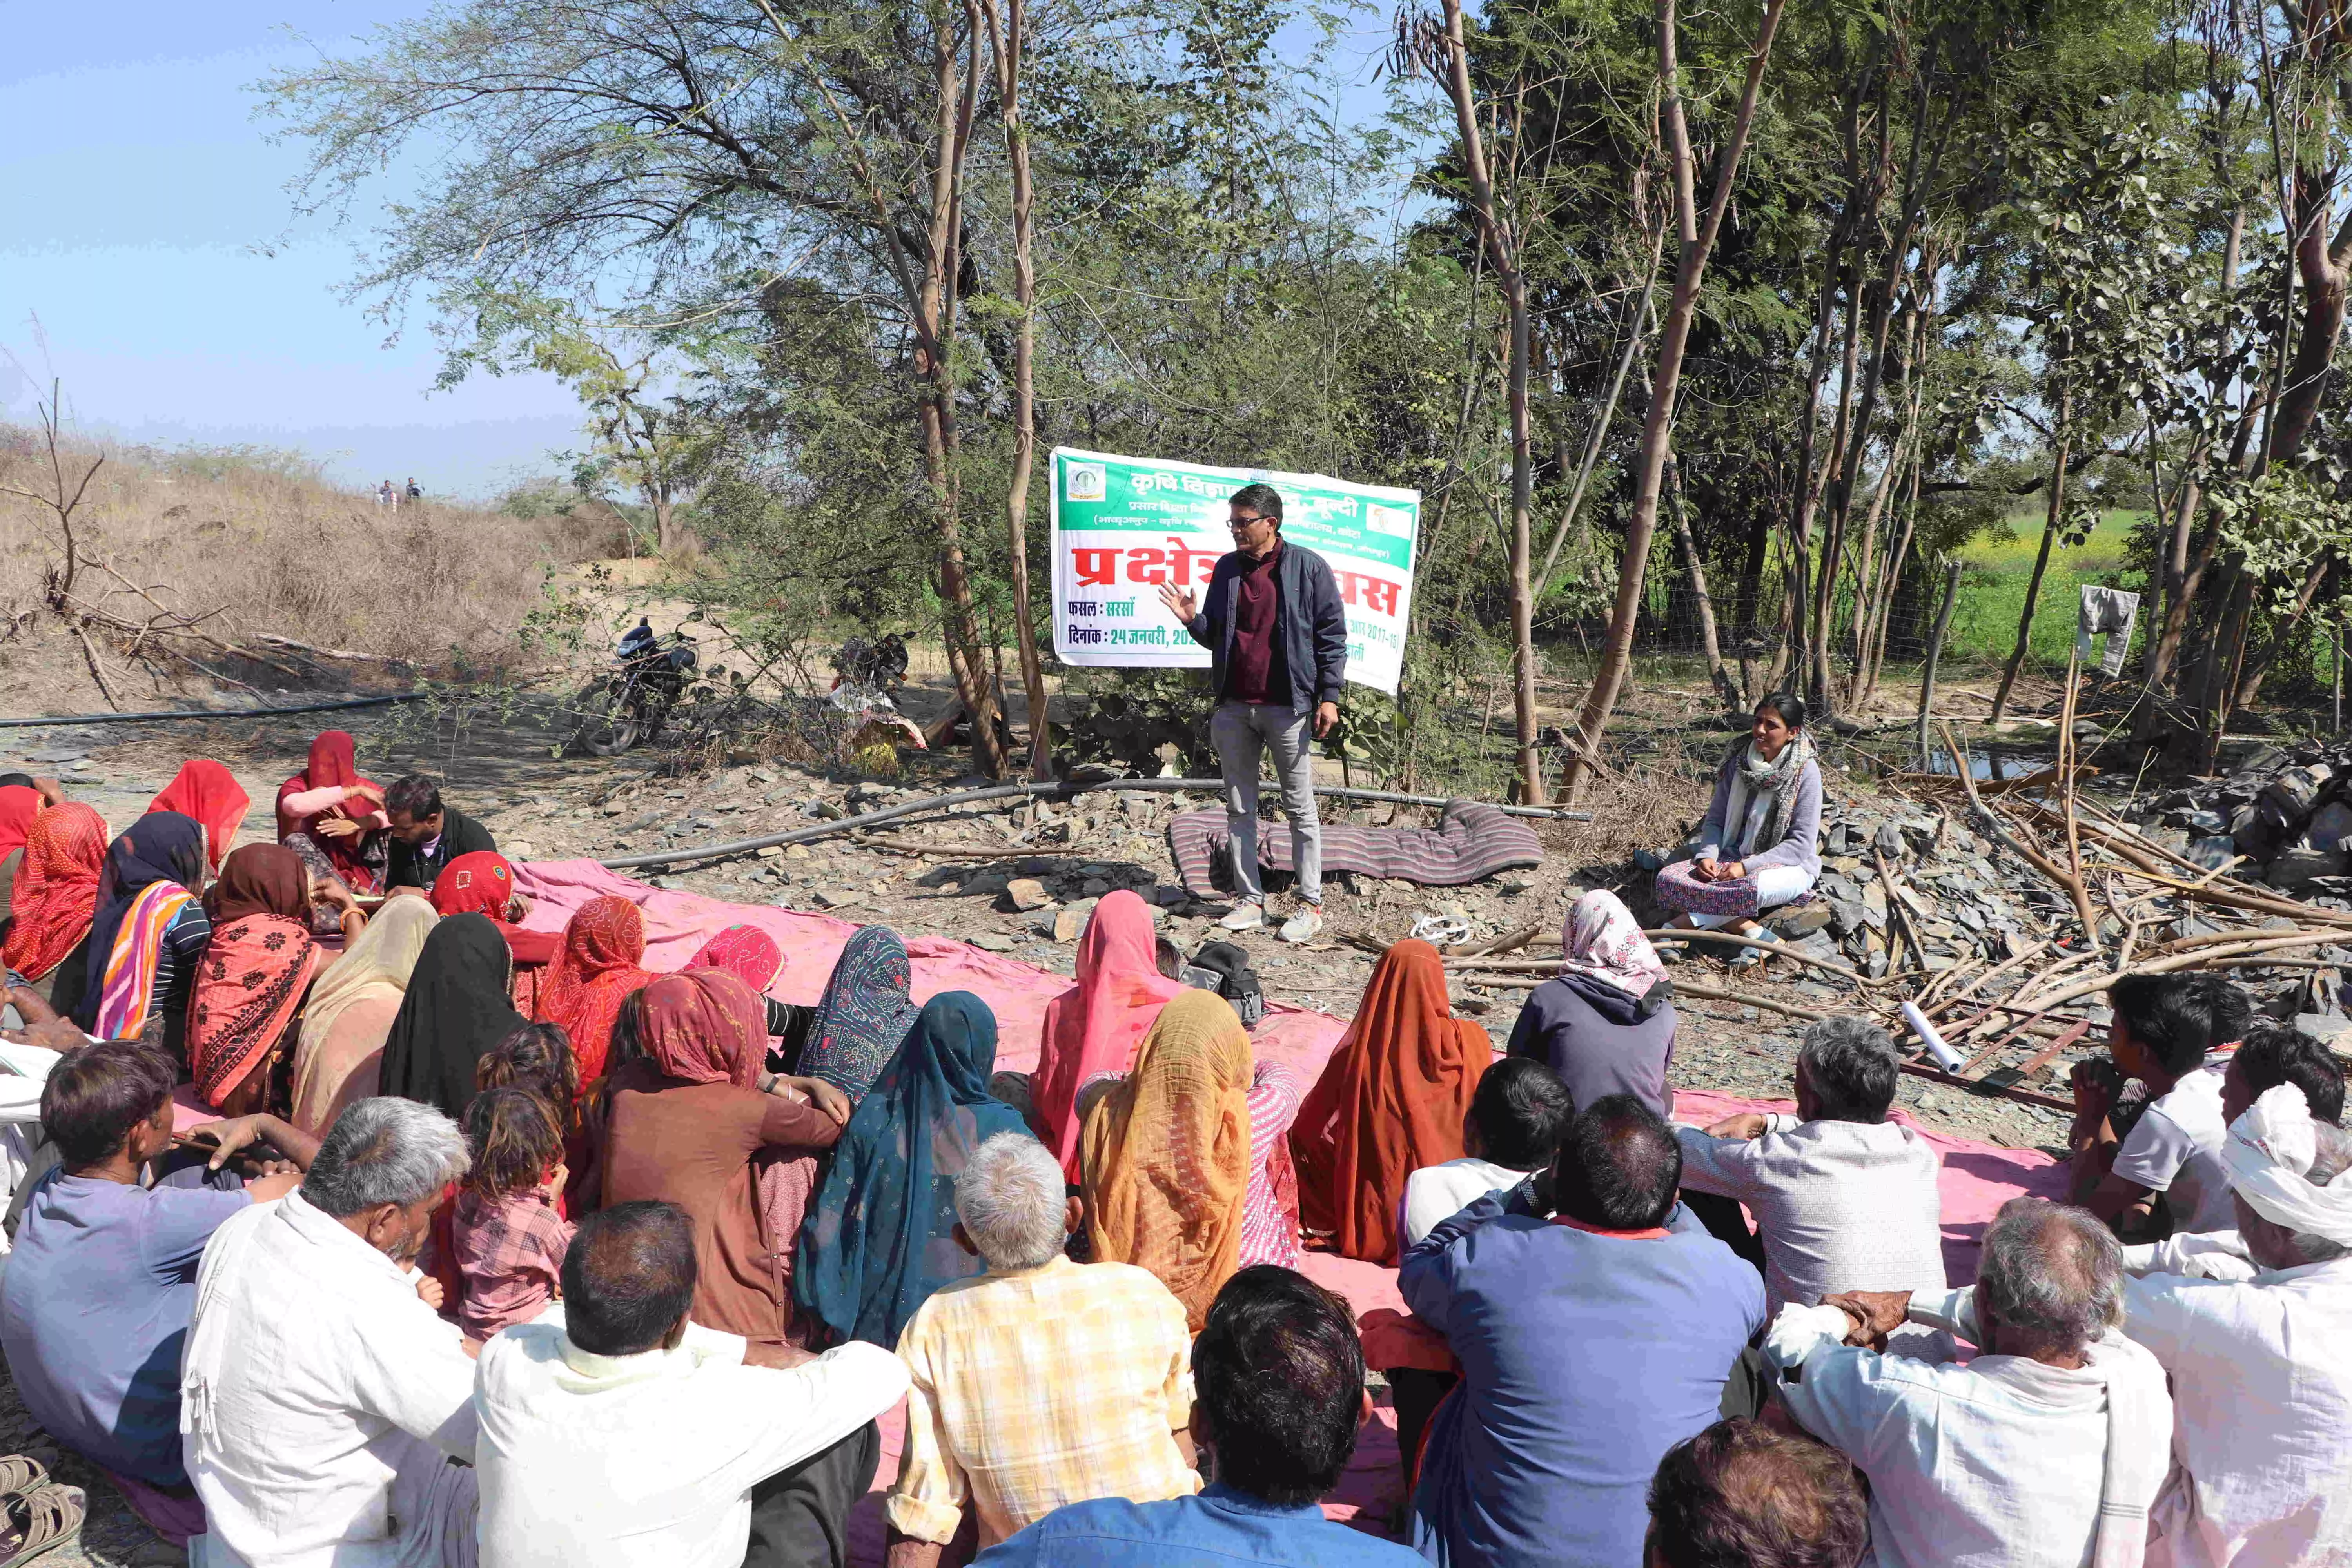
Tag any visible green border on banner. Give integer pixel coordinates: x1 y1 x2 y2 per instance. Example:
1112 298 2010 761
1052 449 1418 572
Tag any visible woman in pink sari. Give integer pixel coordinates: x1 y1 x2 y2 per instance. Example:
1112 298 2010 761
1029 889 1186 1179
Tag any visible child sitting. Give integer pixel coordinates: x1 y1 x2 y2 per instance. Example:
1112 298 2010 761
476 1021 581 1105
452 1085 575 1341
2070 973 2251 1239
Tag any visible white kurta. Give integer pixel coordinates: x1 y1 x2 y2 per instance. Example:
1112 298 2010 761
0 1042 61 1256
1766 1291 2172 1568
474 1308 908 1568
181 1192 480 1568
2123 1256 2352 1568
1676 1114 1951 1356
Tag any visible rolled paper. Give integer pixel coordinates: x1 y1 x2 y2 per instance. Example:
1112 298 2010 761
1902 1001 1966 1072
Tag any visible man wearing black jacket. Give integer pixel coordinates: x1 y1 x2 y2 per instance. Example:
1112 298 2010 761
1156 483 1347 944
383 775 497 893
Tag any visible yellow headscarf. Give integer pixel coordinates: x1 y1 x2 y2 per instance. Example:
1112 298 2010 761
1081 989 1255 1330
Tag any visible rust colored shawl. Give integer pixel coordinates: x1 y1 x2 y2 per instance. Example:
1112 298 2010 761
1291 938 1491 1263
640 969 766 1088
538 895 652 1087
1082 989 1255 1330
1034 890 1186 1179
189 846 321 1109
3 802 108 981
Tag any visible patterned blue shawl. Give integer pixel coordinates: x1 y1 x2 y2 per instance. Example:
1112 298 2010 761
794 991 1029 1347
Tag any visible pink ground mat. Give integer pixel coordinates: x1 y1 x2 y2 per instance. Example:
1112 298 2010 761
510 859 1353 1081
510 860 2069 1560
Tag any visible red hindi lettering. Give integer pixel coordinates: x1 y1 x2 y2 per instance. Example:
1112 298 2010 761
1123 548 1168 584
1162 537 1222 587
1073 548 1121 587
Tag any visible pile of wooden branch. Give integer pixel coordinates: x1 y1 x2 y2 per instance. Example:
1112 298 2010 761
1433 711 2352 1115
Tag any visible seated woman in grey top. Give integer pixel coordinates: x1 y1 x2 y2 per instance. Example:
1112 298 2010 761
1506 889 1676 1119
1653 693 1824 962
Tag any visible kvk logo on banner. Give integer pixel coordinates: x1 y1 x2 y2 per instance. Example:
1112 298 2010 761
1048 446 1419 695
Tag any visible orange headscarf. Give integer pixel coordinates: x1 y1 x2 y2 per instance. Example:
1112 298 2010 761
1034 890 1186 1179
2 802 109 981
537 895 652 1087
1290 939 1491 1264
1082 989 1255 1330
148 760 250 874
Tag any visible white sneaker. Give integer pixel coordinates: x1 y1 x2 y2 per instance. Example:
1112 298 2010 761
1279 904 1323 944
1219 900 1267 931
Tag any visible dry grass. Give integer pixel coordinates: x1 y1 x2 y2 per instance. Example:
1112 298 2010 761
0 426 601 670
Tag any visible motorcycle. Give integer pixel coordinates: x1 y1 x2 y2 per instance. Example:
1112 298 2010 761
568 620 699 756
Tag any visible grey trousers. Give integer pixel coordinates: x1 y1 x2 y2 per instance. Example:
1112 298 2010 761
1209 701 1321 905
744 1419 880 1568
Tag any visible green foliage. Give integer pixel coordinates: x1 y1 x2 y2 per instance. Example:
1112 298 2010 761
261 0 2352 768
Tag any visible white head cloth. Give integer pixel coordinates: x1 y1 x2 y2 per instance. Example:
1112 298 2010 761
2222 1083 2352 1248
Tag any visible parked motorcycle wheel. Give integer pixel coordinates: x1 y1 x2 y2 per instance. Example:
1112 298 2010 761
570 681 642 757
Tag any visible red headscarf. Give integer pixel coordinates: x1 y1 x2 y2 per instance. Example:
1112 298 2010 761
537 896 652 1086
686 925 785 996
430 851 560 968
148 761 250 875
0 786 36 863
2 802 109 981
274 731 383 890
1032 889 1187 1180
1290 939 1491 1264
639 969 767 1089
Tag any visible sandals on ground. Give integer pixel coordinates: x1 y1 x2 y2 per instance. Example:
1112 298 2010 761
0 1461 45 1502
0 1483 83 1568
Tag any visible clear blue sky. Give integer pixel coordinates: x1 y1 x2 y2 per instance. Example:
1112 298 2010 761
0 4 1417 504
0 2 583 501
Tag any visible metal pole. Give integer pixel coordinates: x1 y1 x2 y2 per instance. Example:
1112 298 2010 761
600 776 1593 870
1915 559 1964 771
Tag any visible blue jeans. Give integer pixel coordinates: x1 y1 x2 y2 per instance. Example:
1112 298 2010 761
1209 701 1321 905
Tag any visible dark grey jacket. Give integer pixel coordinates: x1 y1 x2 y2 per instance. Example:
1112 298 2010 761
1182 542 1349 711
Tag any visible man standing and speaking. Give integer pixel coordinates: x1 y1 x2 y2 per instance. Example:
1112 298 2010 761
1155 483 1348 944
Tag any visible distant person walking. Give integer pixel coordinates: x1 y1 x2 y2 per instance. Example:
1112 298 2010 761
1156 483 1347 944
406 478 422 503
377 479 395 510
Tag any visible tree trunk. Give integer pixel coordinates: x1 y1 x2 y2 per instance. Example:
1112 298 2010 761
2269 170 2352 465
917 8 1006 778
1915 558 1962 769
2235 557 2335 710
980 0 1053 781
1557 0 1787 797
1437 0 1541 801
1667 456 1740 711
1806 267 1865 715
1534 224 1662 599
1988 387 2073 724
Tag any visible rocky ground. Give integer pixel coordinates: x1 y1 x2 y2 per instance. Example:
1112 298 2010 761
0 671 2109 1565
8 684 2091 1148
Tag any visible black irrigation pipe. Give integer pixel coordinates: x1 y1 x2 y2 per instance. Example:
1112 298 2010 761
602 776 1592 871
0 692 430 730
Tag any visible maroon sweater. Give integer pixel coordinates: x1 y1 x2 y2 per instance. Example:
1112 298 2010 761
1228 544 1287 703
